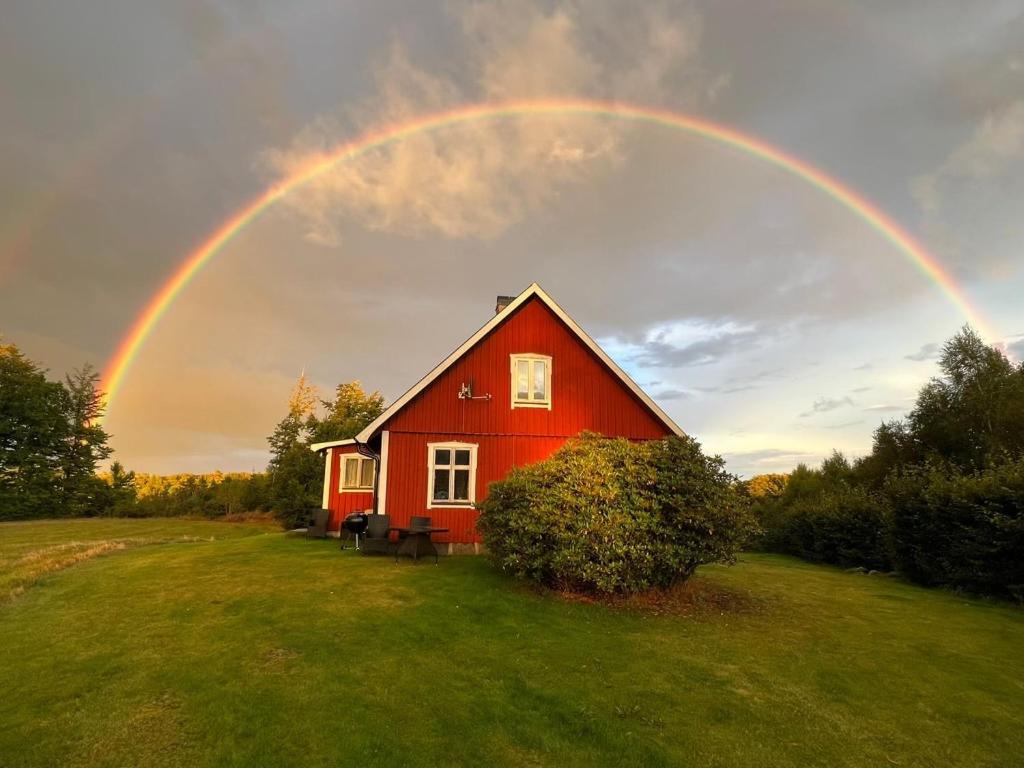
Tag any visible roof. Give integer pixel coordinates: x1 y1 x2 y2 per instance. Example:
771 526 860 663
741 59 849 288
355 282 684 443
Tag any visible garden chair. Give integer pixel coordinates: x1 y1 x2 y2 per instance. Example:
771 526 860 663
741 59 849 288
359 514 393 556
397 515 431 544
306 508 330 539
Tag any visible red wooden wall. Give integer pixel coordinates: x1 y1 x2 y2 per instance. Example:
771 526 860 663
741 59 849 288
384 299 669 439
324 445 374 532
377 296 676 543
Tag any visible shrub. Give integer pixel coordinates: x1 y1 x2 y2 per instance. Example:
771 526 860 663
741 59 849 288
763 487 893 571
476 433 755 595
886 459 1024 600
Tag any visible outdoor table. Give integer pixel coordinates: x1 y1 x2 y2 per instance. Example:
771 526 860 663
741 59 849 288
388 526 450 564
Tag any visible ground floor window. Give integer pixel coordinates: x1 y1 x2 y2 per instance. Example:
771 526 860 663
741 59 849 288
341 455 375 491
427 442 477 507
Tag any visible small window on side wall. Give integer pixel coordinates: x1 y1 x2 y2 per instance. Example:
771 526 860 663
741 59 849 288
510 354 552 409
340 455 375 491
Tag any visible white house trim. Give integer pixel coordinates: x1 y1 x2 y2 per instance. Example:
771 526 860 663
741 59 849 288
310 437 355 453
355 283 685 442
320 447 333 508
377 430 390 516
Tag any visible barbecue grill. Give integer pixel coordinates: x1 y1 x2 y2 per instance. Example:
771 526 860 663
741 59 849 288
342 512 369 549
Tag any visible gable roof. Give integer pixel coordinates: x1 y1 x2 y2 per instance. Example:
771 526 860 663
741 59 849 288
354 283 684 443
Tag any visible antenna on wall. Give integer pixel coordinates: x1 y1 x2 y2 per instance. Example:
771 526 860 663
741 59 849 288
458 381 492 401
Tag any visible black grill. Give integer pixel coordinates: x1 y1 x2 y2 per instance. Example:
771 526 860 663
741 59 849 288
343 512 369 535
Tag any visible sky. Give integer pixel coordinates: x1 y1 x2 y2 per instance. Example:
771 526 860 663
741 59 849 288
1 0 1022 477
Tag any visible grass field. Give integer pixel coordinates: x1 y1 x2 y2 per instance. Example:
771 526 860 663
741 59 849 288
0 519 1021 767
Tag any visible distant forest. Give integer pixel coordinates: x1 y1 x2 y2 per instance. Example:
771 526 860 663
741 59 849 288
1 338 383 527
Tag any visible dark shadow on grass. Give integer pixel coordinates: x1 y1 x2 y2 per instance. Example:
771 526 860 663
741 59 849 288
544 577 768 618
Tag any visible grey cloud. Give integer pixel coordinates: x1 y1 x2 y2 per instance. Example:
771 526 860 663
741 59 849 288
800 396 854 418
264 0 711 245
654 388 688 400
635 327 760 368
906 342 941 361
1008 338 1024 361
695 367 785 395
851 386 872 393
723 448 817 477
863 404 905 413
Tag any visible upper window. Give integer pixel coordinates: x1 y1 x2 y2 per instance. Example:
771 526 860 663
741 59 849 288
340 455 375 492
428 443 477 508
510 354 552 409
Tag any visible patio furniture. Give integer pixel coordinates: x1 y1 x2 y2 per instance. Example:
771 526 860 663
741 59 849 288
306 508 330 539
389 523 450 564
359 514 393 556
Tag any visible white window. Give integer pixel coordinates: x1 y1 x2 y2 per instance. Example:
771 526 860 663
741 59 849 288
510 354 552 409
427 443 477 508
340 455 375 492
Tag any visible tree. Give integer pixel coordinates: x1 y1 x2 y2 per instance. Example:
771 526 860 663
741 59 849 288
743 473 789 499
312 381 385 443
0 342 69 519
59 365 113 516
906 327 1024 469
266 376 385 528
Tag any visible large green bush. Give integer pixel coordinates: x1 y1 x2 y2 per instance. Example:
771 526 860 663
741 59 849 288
761 486 893 571
887 459 1024 600
476 433 754 595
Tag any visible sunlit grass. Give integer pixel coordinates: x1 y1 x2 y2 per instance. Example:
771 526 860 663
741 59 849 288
0 517 275 602
0 519 1021 767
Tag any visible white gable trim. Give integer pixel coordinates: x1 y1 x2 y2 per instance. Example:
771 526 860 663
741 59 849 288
356 283 685 442
310 437 355 453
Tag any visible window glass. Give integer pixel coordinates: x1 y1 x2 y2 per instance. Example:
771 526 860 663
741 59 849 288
432 469 450 500
344 458 359 487
453 469 470 500
359 459 375 488
516 360 530 400
454 449 470 466
533 360 546 399
434 448 451 466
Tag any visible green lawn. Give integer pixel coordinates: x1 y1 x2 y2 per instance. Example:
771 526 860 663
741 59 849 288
0 519 1021 767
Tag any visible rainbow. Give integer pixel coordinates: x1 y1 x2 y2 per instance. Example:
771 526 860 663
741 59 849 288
99 98 996 419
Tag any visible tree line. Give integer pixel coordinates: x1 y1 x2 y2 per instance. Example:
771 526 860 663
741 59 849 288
745 327 1024 600
0 339 383 525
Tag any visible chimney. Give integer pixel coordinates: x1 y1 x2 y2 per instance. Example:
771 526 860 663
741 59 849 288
495 295 515 315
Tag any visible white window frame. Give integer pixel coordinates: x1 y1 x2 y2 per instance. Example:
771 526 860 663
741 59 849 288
426 442 478 509
510 354 552 410
339 454 375 492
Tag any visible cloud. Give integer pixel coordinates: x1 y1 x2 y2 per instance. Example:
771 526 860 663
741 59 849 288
723 448 816 475
851 386 871 393
863 404 905 413
800 396 854 418
913 100 1024 215
905 342 941 361
654 387 688 400
823 420 864 430
623 318 761 368
1007 336 1024 361
263 0 710 245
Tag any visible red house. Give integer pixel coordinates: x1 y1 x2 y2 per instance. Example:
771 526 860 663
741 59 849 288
311 283 683 547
